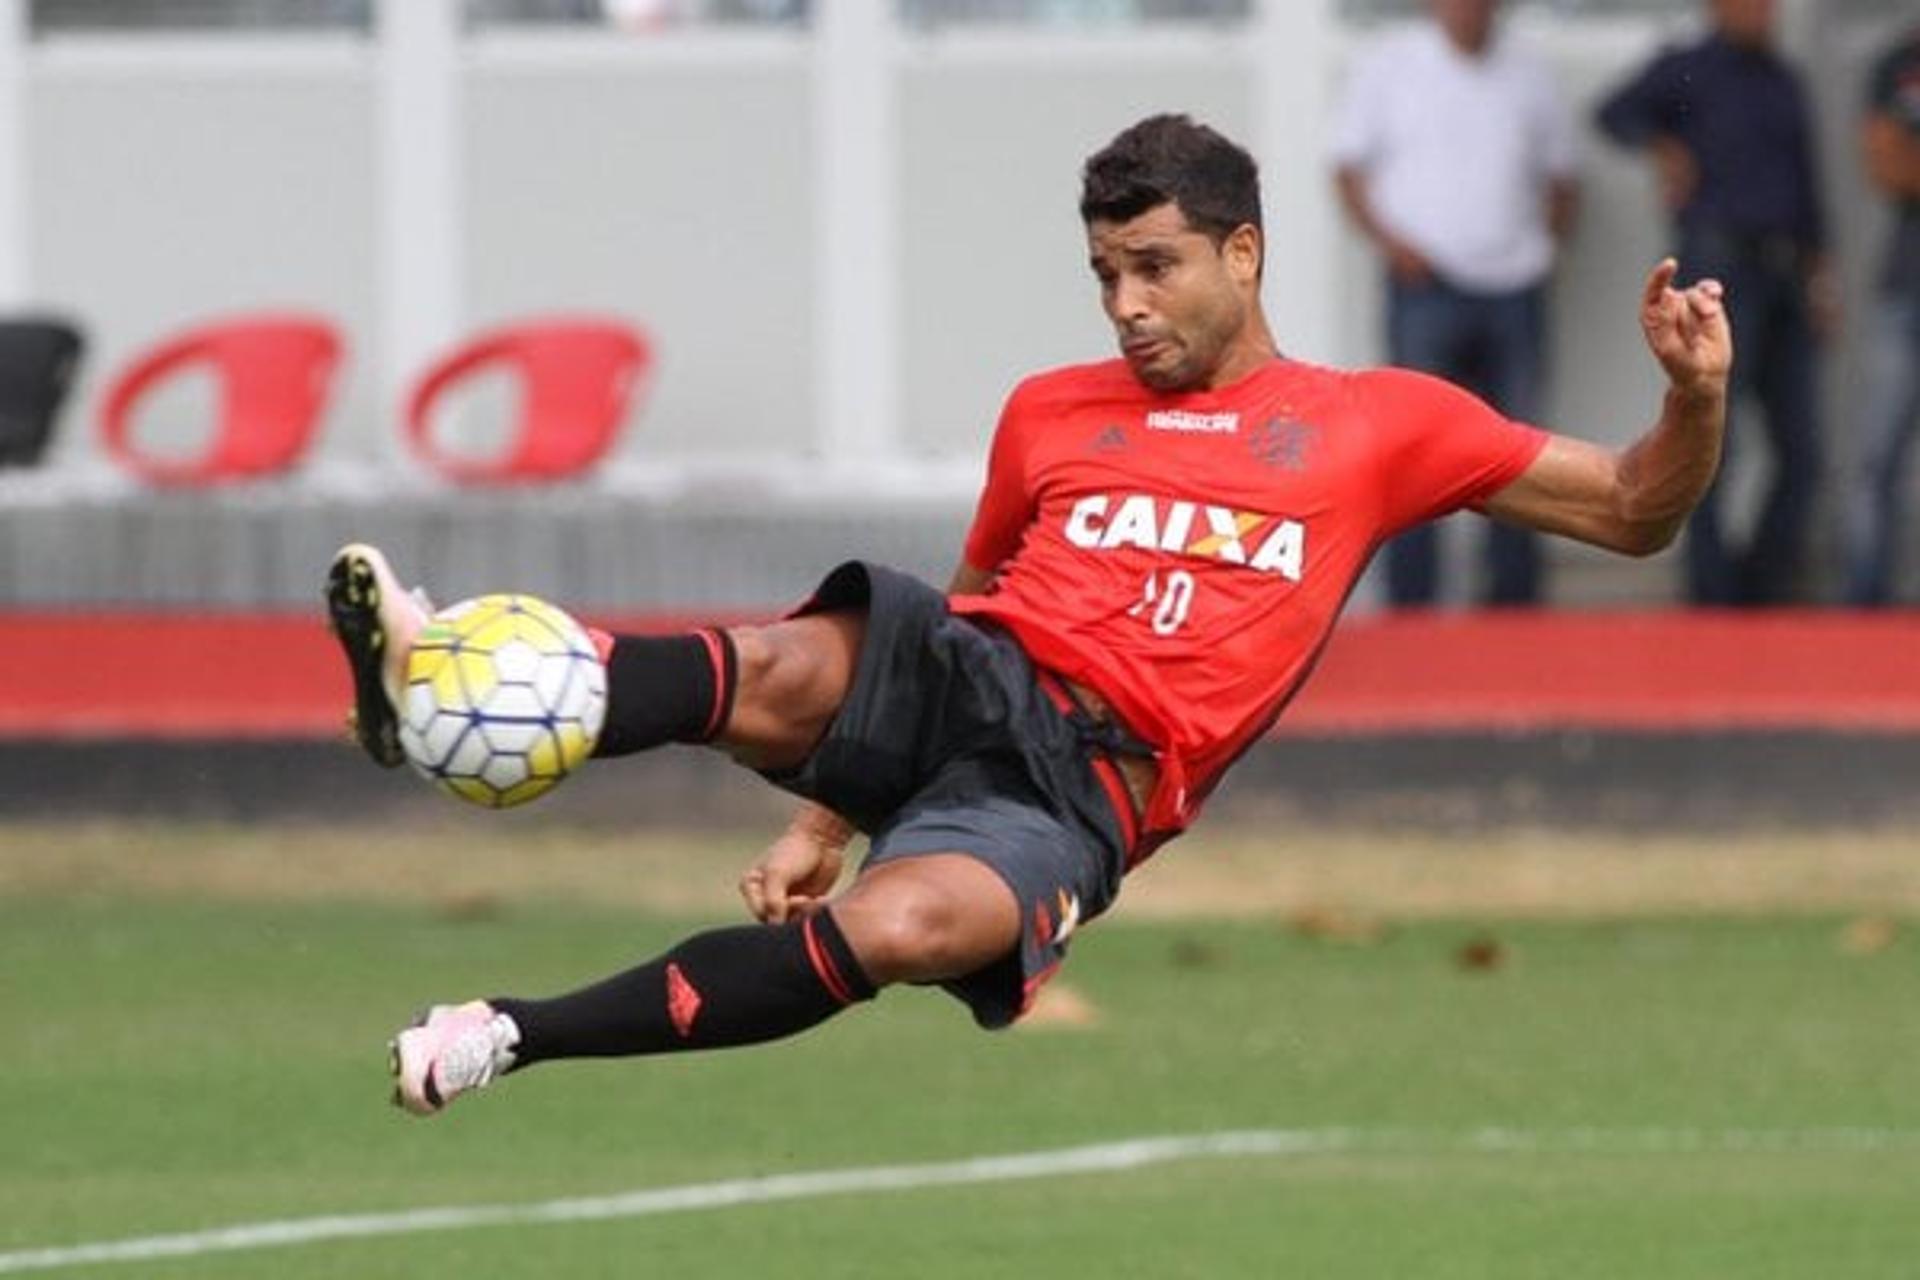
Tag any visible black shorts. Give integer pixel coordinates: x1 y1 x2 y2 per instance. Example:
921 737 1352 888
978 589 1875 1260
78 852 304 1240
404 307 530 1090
760 561 1133 1029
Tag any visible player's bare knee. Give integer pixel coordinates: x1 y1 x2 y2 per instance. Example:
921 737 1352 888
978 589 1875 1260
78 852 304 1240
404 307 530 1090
840 895 961 984
836 874 1010 985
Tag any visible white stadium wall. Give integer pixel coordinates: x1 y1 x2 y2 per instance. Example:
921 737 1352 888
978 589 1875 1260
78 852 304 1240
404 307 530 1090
466 52 816 464
29 42 381 473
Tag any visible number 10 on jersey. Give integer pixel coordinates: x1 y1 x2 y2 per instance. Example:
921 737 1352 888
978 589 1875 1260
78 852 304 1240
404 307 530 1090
1128 569 1196 635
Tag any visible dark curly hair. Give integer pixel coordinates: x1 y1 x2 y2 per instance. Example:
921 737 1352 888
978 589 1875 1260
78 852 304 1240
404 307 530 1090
1079 114 1262 245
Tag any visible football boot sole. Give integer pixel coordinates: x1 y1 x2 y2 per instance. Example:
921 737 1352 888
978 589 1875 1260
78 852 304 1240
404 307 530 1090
326 545 406 769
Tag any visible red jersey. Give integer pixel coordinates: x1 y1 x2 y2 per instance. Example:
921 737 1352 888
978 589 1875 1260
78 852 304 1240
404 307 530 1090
950 356 1546 842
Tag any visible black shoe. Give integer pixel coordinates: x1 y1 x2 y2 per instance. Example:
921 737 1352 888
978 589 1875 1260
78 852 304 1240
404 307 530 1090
325 543 421 768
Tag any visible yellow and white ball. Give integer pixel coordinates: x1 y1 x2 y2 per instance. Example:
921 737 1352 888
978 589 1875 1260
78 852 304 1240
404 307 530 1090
398 593 607 808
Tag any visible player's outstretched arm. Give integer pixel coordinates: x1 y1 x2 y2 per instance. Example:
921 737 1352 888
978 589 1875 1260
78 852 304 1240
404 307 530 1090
1481 258 1729 557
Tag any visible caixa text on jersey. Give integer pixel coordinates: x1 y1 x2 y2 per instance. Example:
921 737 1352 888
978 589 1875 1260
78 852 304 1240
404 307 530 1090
1061 493 1305 581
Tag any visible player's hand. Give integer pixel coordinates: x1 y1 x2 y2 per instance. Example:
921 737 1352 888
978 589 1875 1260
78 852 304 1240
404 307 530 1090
1640 258 1731 399
739 827 845 924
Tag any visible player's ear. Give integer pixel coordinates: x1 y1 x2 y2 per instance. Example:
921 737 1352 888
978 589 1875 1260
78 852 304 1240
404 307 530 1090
1223 224 1262 286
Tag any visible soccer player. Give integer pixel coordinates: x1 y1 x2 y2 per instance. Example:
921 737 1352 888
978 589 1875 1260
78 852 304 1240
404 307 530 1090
330 114 1730 1117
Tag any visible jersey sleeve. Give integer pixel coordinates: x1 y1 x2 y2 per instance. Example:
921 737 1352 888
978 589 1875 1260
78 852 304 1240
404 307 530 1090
1357 367 1549 536
961 383 1041 574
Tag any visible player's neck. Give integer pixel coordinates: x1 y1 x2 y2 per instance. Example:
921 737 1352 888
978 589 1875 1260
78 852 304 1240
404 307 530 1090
1195 321 1282 393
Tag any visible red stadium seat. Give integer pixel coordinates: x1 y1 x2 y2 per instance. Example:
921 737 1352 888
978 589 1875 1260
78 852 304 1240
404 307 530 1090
99 313 342 486
404 317 651 484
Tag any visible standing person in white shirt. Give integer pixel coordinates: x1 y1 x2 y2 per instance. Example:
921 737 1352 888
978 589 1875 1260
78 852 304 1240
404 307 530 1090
1332 0 1581 607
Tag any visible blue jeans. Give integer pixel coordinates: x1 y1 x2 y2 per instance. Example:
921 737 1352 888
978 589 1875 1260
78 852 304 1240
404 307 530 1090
1676 231 1823 606
1843 294 1920 606
1382 277 1547 607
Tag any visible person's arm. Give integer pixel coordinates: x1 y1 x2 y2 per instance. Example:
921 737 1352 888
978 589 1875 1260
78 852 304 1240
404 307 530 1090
1594 49 1677 148
1779 76 1839 340
1334 166 1432 284
1479 258 1729 556
1328 37 1432 284
1546 174 1580 247
1596 50 1696 212
1534 59 1582 251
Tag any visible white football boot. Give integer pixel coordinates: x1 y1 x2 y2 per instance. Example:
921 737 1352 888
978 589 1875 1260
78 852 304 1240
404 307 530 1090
389 1001 521 1116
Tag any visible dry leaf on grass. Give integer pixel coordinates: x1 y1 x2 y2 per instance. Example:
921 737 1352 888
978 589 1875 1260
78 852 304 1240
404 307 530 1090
1455 935 1509 973
1169 937 1228 969
1838 915 1900 956
436 890 507 922
1019 983 1103 1029
1287 906 1388 945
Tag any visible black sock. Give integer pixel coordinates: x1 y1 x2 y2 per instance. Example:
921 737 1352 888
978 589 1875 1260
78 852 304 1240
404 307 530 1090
494 910 876 1066
591 629 737 757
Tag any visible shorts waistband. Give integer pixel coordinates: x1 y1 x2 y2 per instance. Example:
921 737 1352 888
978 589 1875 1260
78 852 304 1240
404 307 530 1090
1033 669 1151 865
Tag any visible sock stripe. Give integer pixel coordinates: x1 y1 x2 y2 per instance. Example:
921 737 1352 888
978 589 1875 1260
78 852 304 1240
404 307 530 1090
587 626 617 665
695 629 732 741
801 916 858 1006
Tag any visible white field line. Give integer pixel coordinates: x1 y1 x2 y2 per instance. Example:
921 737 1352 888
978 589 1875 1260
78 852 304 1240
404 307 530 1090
2 1127 1916 1275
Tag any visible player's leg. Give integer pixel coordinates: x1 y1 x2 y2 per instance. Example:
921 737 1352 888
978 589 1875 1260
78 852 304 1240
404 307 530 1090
392 907 878 1116
814 855 1021 984
391 854 1019 1116
386 562 1110 1113
393 750 1105 1114
596 611 865 773
327 542 864 773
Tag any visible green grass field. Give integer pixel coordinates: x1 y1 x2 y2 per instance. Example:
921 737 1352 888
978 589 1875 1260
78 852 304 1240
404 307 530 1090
3 826 1919 1278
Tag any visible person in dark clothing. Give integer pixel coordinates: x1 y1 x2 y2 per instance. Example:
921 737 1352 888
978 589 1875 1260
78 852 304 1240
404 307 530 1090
1843 23 1920 606
1597 0 1835 606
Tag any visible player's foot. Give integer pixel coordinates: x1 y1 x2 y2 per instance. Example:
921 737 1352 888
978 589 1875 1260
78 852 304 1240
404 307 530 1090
325 543 431 768
389 1001 521 1117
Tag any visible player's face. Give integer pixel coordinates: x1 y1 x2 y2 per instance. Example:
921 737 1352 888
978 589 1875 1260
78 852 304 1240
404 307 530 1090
1087 202 1259 394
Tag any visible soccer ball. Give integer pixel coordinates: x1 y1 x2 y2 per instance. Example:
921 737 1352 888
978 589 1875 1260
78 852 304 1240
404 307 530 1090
397 593 608 808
